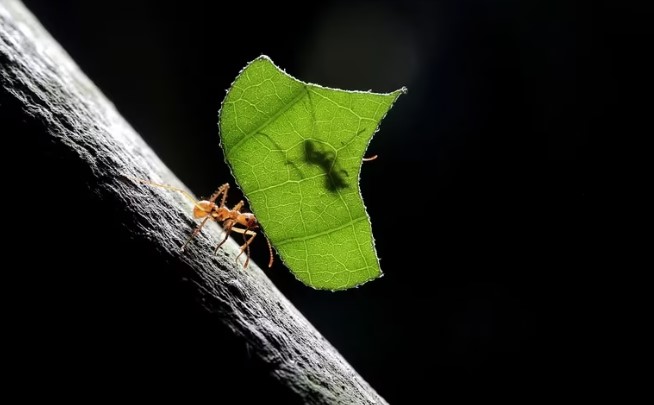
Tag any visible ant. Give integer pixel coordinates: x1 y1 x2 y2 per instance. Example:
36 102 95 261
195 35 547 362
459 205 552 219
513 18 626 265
129 177 273 269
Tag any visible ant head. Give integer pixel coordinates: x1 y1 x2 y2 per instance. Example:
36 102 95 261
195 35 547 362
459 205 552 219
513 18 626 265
193 200 213 218
240 212 259 229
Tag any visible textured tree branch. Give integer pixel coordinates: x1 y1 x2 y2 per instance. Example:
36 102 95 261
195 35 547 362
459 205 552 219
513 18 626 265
0 1 387 403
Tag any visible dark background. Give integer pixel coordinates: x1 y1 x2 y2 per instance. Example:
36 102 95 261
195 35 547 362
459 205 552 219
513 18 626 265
15 0 637 402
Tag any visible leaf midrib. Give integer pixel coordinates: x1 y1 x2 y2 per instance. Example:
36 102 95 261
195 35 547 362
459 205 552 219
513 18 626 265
225 85 307 158
274 215 368 246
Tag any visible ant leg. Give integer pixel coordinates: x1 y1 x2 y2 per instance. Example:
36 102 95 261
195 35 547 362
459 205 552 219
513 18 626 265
265 237 274 268
126 176 199 205
231 226 258 268
181 216 210 251
362 155 378 162
232 200 245 212
231 227 274 268
215 219 235 253
209 183 230 207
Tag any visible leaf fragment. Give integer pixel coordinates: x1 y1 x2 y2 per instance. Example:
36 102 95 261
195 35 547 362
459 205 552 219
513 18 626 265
219 56 404 290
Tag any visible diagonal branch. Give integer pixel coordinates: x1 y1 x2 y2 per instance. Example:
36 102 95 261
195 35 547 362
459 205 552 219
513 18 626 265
0 1 387 403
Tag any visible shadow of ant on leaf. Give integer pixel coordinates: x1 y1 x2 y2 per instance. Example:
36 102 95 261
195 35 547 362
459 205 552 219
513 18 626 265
302 139 350 192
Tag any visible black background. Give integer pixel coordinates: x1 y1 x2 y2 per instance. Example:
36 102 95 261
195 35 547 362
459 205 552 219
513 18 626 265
14 0 638 403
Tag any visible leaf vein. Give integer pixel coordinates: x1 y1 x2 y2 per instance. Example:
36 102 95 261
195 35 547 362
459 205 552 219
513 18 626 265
226 85 308 158
275 215 368 246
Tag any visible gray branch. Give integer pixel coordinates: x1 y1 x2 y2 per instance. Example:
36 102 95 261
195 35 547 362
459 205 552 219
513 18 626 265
0 1 387 403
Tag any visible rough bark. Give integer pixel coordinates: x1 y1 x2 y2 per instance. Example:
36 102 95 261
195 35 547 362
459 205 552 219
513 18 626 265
0 1 387 403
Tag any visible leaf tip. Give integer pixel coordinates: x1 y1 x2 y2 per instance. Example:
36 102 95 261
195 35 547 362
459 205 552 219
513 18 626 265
254 54 272 62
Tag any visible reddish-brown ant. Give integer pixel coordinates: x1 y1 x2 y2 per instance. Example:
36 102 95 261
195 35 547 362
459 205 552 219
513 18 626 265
130 178 273 269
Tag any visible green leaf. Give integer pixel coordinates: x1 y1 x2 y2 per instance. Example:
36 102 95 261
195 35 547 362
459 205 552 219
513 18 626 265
219 56 404 290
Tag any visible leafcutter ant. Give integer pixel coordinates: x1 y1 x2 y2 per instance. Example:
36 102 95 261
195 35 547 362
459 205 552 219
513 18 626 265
130 178 273 269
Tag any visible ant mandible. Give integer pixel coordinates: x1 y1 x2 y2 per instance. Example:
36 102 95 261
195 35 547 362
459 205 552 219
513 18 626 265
131 178 273 269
